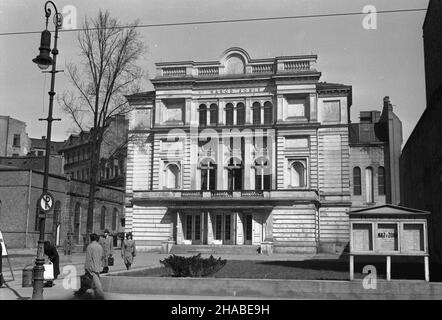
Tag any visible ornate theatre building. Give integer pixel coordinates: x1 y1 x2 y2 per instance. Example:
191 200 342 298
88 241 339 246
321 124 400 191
124 47 400 254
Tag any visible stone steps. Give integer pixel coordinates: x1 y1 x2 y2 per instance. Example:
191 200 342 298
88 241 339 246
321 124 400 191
170 245 261 255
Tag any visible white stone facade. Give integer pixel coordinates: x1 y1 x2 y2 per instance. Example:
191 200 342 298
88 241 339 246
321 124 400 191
124 48 355 253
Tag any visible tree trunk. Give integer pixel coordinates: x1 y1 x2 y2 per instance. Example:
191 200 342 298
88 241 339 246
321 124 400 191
85 129 102 248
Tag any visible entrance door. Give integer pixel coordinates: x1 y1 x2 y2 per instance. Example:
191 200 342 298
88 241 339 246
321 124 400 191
244 214 253 245
214 213 233 245
184 213 203 244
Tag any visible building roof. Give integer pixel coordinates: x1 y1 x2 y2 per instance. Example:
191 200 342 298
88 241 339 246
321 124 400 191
30 138 65 153
349 204 430 215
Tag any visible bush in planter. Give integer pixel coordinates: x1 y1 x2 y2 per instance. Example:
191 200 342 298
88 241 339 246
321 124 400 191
160 254 227 277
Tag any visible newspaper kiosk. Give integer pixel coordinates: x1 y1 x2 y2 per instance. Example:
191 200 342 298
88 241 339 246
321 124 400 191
348 205 430 282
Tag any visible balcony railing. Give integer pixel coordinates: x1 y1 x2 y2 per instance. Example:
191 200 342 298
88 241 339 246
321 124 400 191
198 67 219 76
283 61 310 71
252 64 273 73
162 67 186 77
133 189 319 202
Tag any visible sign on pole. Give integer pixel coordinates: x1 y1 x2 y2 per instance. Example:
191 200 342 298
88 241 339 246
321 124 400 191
38 192 54 213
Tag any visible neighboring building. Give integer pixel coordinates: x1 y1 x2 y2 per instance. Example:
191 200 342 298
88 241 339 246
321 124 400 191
29 136 65 157
349 97 402 210
0 115 31 157
0 155 63 175
125 47 358 254
400 0 442 262
58 115 128 187
0 168 124 248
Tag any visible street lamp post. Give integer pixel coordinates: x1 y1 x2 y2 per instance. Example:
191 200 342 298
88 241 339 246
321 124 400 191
31 1 62 300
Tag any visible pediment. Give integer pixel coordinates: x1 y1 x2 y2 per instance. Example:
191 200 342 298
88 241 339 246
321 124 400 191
349 204 430 216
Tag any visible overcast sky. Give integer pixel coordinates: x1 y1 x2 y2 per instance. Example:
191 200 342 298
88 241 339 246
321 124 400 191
0 0 430 143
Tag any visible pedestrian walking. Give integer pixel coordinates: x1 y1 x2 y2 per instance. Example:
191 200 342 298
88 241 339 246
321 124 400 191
43 240 60 287
121 232 136 270
99 229 113 273
74 233 105 299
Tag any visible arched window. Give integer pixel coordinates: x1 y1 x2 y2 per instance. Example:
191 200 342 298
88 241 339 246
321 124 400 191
112 208 118 231
226 103 234 125
236 103 245 125
353 167 362 195
252 102 261 125
366 167 374 203
255 157 271 190
74 202 81 244
199 104 207 127
165 164 180 189
227 158 243 191
378 166 385 195
209 104 218 125
264 102 273 124
200 159 217 191
100 206 106 230
290 161 305 188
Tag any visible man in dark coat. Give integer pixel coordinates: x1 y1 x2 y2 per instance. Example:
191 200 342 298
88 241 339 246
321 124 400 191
99 229 113 273
43 241 60 287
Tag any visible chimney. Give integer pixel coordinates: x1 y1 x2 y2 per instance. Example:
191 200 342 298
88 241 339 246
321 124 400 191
383 96 393 111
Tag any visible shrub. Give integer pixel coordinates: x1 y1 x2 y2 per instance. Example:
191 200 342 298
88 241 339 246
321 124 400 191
160 254 227 277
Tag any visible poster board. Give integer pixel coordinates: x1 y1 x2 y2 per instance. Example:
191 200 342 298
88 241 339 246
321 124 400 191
0 230 7 256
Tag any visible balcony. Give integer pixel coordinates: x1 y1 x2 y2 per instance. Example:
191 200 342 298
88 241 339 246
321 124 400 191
132 189 319 204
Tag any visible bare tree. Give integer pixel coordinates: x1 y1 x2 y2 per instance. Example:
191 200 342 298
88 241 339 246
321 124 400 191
60 10 145 238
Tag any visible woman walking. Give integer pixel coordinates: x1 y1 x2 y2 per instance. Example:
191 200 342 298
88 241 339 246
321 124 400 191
43 240 60 287
121 232 136 270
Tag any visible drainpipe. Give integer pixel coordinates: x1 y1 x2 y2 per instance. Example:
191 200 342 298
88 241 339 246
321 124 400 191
316 128 320 248
25 169 32 248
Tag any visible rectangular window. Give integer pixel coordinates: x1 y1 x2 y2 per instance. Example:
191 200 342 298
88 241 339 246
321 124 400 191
353 167 362 195
323 101 341 123
378 167 385 195
185 215 192 240
194 215 201 241
253 107 261 125
225 215 231 241
215 215 222 240
13 134 20 147
352 223 373 251
376 224 398 251
402 224 424 252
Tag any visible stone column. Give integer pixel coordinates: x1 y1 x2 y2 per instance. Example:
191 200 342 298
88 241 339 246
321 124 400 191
236 212 244 245
217 137 225 190
185 98 192 125
219 99 225 125
176 211 184 244
245 98 252 124
309 94 317 122
277 95 284 123
233 106 237 125
207 211 214 244
244 136 252 190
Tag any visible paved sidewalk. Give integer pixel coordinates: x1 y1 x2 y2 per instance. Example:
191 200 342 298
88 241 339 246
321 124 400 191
1 250 341 300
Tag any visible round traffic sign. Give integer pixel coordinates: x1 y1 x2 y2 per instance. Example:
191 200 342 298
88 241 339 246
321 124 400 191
38 192 54 213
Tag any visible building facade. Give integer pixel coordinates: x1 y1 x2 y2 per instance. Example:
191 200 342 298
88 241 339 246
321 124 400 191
58 115 128 187
0 115 31 157
124 48 364 253
350 97 402 210
400 0 442 262
0 168 124 248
